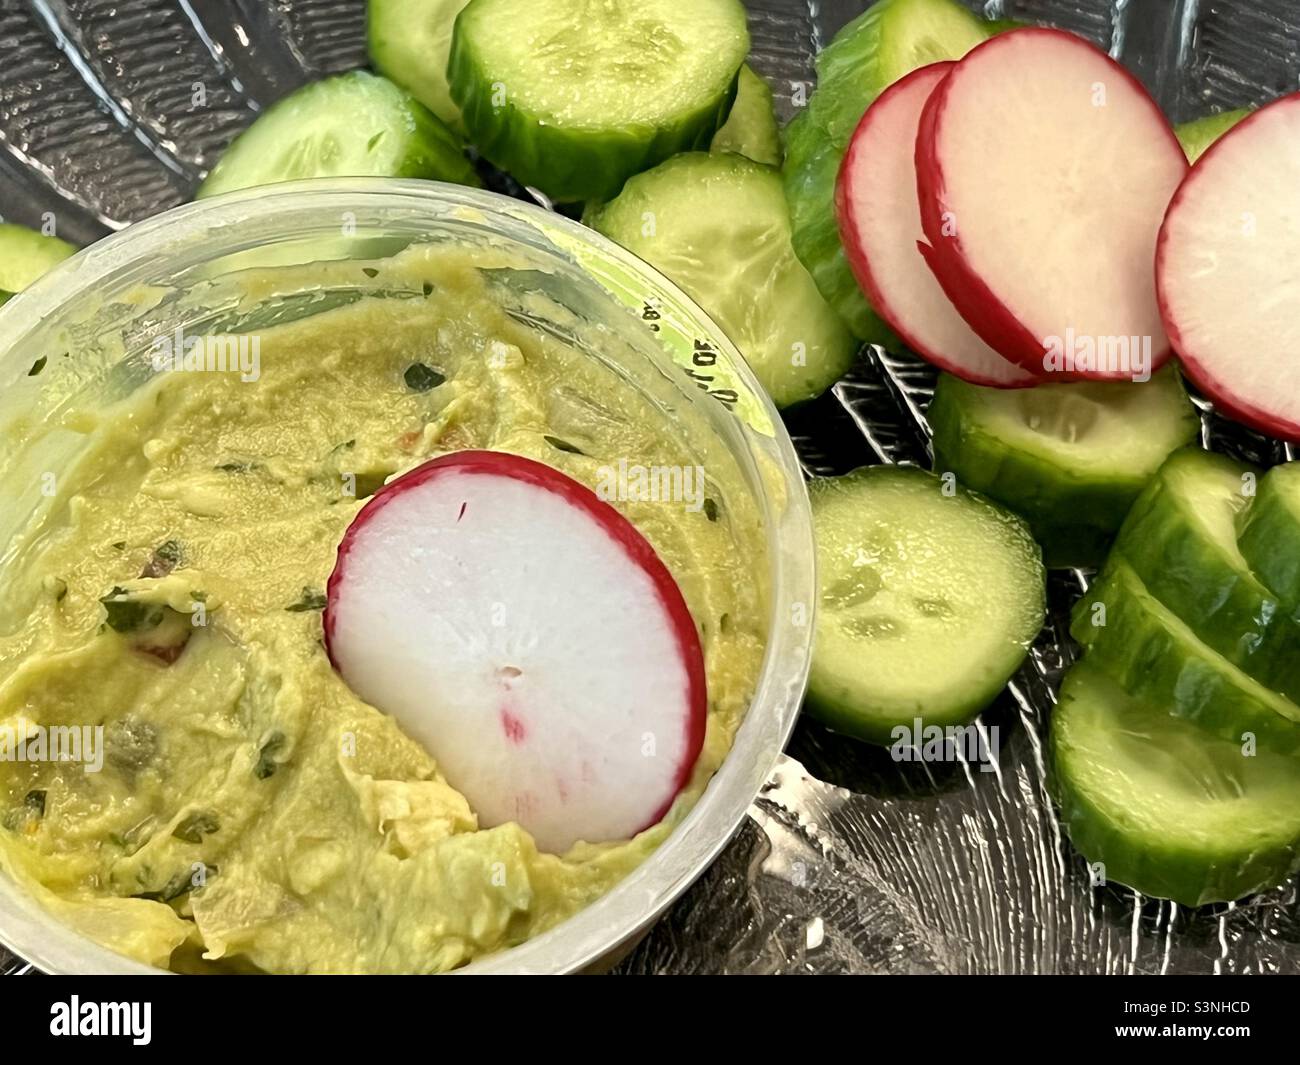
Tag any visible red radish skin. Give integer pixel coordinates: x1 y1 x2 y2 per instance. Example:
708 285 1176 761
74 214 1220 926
915 27 1187 381
1157 93 1300 440
324 450 708 853
836 62 1037 388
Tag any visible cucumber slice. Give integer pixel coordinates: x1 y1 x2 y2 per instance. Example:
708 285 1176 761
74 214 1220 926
585 152 857 408
1112 448 1300 700
928 367 1199 568
1072 559 1300 756
1175 107 1251 164
368 0 473 132
808 465 1045 743
710 64 782 167
197 71 479 198
448 0 749 202
783 0 991 341
0 223 76 297
1051 661 1300 907
1238 461 1300 609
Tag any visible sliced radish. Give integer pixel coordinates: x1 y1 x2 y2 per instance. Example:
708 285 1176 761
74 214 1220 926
915 27 1187 381
837 62 1036 388
324 450 707 854
1157 93 1300 439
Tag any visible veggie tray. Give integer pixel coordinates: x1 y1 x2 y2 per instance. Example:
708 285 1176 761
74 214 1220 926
1 0 1298 975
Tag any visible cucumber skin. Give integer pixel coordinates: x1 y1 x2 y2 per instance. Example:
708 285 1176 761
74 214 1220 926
586 152 857 409
448 6 745 203
783 0 990 342
1053 780 1243 907
198 72 479 197
1238 462 1300 609
783 120 899 346
1051 664 1300 907
1056 781 1300 907
401 95 481 186
367 0 473 133
806 667 1005 746
806 466 1044 744
1113 449 1300 701
931 425 1118 569
928 372 1199 569
1071 561 1300 756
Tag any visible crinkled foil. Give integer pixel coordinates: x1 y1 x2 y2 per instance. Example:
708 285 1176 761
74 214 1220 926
1 0 1297 976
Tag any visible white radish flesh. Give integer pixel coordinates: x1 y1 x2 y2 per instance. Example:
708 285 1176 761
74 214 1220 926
915 27 1187 381
837 61 1036 388
1157 93 1300 440
324 450 707 854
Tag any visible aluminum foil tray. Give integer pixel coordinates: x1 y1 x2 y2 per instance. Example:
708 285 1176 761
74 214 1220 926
0 0 1297 975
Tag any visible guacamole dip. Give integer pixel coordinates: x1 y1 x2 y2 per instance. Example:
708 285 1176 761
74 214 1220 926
0 246 766 973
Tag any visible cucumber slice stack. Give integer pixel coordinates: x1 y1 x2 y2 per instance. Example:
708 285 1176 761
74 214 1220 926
1072 560 1300 756
783 0 992 341
1112 449 1300 701
1057 447 1300 905
929 367 1199 568
808 465 1044 743
1051 662 1300 908
198 71 479 198
586 152 856 409
448 0 750 202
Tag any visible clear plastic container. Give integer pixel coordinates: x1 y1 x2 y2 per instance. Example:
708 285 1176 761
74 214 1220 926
0 179 816 975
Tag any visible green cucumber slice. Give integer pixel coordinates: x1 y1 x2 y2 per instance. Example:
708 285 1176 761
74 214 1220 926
0 223 76 297
197 71 479 198
783 0 991 341
1051 660 1300 907
808 465 1044 744
1112 448 1300 700
368 0 473 132
448 0 749 202
1238 461 1300 609
1175 107 1252 164
585 152 857 408
1072 559 1300 756
710 64 782 167
928 367 1199 568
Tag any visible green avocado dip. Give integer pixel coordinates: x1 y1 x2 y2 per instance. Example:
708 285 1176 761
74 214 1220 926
0 245 768 973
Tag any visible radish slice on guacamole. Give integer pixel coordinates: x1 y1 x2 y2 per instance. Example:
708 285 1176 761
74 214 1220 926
324 450 707 854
